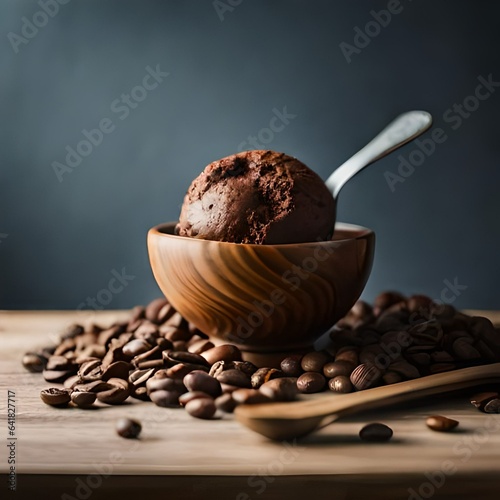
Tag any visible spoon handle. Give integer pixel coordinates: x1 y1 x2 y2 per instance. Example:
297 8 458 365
325 110 433 198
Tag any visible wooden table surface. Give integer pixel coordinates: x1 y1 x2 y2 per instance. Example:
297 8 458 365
1 310 500 500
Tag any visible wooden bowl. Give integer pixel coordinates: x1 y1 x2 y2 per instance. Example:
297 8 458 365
147 222 375 353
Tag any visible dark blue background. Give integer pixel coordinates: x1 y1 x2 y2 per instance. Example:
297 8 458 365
1 0 499 310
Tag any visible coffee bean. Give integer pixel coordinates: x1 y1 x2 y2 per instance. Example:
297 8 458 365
406 295 434 315
46 355 76 371
130 386 149 401
137 359 164 370
183 370 222 398
53 338 76 356
334 348 358 367
22 352 47 373
301 351 330 372
215 393 237 413
323 360 354 379
162 326 192 342
166 363 208 379
232 389 272 404
116 418 142 439
164 311 188 330
122 339 152 358
146 376 186 394
129 305 145 324
179 391 212 406
483 398 500 414
233 361 259 376
297 372 326 393
388 360 420 380
134 322 160 344
201 344 242 365
101 345 127 368
216 369 252 388
328 375 353 393
280 355 303 377
470 392 499 411
188 339 215 355
97 325 124 347
185 398 216 419
426 415 459 432
209 360 232 378
373 291 405 315
167 351 210 367
40 388 71 406
350 363 382 391
149 389 182 407
145 297 169 323
43 369 75 383
64 375 83 389
129 368 156 387
100 361 131 381
158 302 176 324
259 378 298 401
452 339 481 360
78 359 103 381
60 324 85 340
132 345 164 367
71 391 96 408
251 368 284 389
359 423 393 442
76 344 106 362
382 371 403 385
96 378 130 405
73 380 114 393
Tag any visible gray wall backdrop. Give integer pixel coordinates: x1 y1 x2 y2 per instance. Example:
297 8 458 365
1 0 499 310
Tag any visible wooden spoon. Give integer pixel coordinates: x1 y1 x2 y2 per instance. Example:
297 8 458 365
235 363 500 440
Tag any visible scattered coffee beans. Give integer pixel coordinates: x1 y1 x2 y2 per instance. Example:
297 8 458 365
426 415 459 432
116 418 142 439
359 423 393 442
24 293 500 430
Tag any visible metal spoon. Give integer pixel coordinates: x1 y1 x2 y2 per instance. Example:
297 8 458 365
325 110 432 198
235 363 500 441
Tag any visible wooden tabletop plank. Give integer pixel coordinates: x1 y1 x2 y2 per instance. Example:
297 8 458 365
1 310 500 479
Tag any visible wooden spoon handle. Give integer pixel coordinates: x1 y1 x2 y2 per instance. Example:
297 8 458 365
237 363 500 421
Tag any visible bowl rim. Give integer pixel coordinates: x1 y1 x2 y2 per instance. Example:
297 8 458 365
148 221 374 247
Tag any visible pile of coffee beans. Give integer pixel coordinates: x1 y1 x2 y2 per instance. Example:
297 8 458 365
24 292 500 420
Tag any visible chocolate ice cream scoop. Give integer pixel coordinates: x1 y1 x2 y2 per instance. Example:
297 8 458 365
176 150 335 244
